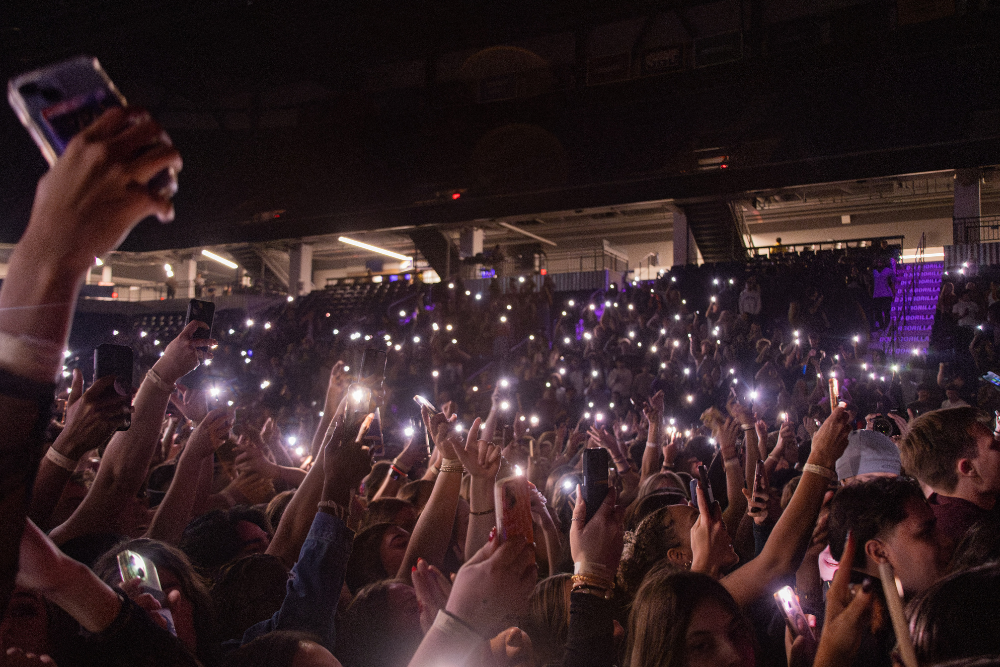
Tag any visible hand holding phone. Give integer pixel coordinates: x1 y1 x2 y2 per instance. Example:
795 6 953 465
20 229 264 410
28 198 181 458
495 474 534 543
94 343 133 431
774 585 814 640
582 448 611 522
118 550 176 635
9 56 178 201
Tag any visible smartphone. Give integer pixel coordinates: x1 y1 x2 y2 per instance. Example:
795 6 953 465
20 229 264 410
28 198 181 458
94 343 133 431
689 478 700 509
773 586 814 640
984 371 1000 388
186 299 215 340
697 464 714 504
358 347 388 389
828 377 839 412
582 448 610 522
749 460 766 514
413 395 437 413
117 550 176 635
8 56 177 199
494 474 534 543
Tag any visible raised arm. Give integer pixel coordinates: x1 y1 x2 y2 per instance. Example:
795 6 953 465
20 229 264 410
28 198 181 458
146 408 230 545
310 361 350 459
0 105 180 612
717 418 747 539
451 418 502 560
396 408 467 585
50 321 212 545
721 408 851 607
30 372 130 530
640 391 664 482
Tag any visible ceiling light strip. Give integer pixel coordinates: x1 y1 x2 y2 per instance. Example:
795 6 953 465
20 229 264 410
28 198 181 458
338 236 412 261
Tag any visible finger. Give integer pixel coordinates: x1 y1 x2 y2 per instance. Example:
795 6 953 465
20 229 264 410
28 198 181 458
176 320 207 341
466 417 481 453
68 368 84 407
829 531 856 601
78 105 132 142
595 485 618 520
837 579 874 627
572 484 586 525
695 480 711 522
129 142 183 186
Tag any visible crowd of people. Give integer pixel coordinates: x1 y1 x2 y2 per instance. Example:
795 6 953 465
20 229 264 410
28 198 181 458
3 107 1000 667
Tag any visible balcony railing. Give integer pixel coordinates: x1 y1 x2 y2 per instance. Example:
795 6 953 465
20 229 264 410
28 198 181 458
953 215 1000 244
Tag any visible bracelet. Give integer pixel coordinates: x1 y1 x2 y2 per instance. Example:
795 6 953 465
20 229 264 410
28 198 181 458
574 561 614 580
44 447 78 472
740 424 754 432
317 500 349 522
439 459 465 474
392 457 412 474
723 458 741 467
145 369 176 393
469 507 494 516
802 463 838 481
390 464 408 478
571 573 614 591
427 464 440 476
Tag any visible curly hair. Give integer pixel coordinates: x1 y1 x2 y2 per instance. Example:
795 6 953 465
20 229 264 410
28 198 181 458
617 505 692 604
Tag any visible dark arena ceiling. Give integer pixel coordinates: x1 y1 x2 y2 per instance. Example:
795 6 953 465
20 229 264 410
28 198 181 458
3 0 1000 252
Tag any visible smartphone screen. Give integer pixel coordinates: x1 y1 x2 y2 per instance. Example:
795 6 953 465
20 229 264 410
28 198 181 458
186 299 215 340
582 448 610 521
358 348 387 388
117 549 177 636
413 395 437 413
94 343 133 431
8 56 176 198
495 474 534 543
697 464 714 504
773 586 814 639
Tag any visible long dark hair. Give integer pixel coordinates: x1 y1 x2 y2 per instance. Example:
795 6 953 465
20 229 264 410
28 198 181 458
625 568 753 667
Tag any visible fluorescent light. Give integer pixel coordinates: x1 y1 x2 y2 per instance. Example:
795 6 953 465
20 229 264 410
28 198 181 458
201 249 238 269
338 236 412 261
901 251 944 260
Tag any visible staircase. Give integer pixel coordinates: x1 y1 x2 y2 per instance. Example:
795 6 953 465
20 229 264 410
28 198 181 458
877 261 943 356
679 200 748 263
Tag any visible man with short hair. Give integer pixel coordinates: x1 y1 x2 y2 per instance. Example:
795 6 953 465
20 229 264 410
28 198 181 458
900 407 1000 545
828 476 949 598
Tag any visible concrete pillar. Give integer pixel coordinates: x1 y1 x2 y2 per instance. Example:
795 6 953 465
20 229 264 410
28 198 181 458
459 228 484 259
288 243 314 296
672 210 698 267
182 258 198 298
954 168 981 244
101 265 112 284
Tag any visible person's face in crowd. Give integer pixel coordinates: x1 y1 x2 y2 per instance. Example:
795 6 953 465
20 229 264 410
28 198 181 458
292 639 343 667
236 520 271 557
946 388 960 402
868 498 948 596
683 598 755 667
917 389 931 402
963 423 1000 498
158 567 199 652
0 588 49 656
380 526 411 576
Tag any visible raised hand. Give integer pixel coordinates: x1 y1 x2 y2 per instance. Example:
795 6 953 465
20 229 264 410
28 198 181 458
422 406 460 459
22 106 182 274
569 485 624 578
321 417 373 506
813 532 878 667
51 373 131 462
453 418 501 480
412 558 453 634
690 481 738 577
155 321 216 384
184 408 231 460
169 382 208 425
445 536 537 638
808 407 853 469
